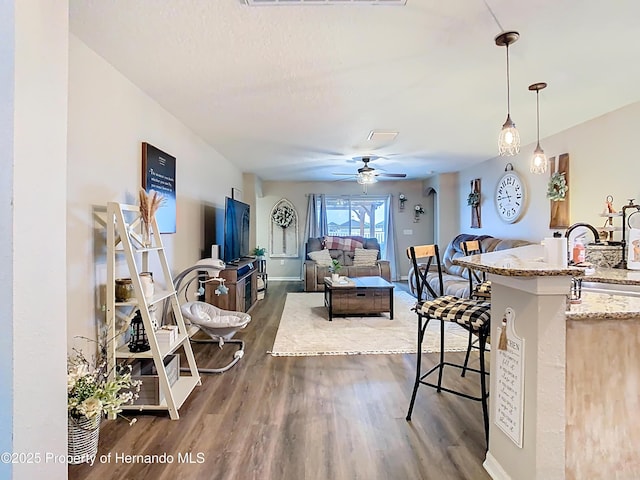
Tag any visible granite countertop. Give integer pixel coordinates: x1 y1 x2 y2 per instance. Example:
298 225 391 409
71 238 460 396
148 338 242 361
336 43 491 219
566 292 640 320
453 244 583 277
583 267 640 285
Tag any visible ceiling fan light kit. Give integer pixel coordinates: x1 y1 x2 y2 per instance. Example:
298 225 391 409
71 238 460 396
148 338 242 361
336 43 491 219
529 82 548 174
332 157 406 192
495 30 521 157
357 172 377 185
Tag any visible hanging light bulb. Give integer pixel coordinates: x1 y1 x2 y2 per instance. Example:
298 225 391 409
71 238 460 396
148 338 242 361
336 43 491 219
529 82 548 174
495 31 521 156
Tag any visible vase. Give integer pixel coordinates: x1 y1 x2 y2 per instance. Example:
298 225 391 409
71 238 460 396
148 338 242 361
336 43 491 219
331 273 339 282
142 222 152 248
68 414 101 463
139 272 154 301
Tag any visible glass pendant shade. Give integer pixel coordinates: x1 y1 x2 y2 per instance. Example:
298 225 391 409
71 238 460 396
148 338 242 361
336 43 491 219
529 82 548 174
495 31 520 157
530 143 547 174
357 172 377 185
498 114 520 156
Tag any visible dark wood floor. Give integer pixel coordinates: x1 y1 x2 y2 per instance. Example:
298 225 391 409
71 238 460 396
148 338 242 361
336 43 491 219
69 281 490 480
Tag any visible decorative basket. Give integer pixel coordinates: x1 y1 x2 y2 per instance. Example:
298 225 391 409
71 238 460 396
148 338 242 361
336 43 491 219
68 415 101 463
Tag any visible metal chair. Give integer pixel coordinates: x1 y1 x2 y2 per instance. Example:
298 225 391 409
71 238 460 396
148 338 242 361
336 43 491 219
460 240 492 378
406 244 491 446
461 240 491 300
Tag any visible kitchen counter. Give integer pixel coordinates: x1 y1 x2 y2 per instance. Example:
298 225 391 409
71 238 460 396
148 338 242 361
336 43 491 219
583 266 640 285
453 245 640 320
453 244 583 277
451 243 640 479
567 291 640 320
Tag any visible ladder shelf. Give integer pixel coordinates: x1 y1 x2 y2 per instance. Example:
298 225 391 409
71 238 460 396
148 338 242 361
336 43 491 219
106 201 200 420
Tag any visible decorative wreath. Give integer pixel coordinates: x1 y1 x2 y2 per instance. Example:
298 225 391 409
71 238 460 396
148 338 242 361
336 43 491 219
272 204 295 228
547 172 568 201
467 191 480 207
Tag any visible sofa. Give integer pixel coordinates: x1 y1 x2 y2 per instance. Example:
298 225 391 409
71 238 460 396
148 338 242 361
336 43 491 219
408 233 531 300
303 236 391 292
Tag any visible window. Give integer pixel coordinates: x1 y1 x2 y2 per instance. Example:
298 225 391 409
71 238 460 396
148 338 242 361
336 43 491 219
318 195 389 256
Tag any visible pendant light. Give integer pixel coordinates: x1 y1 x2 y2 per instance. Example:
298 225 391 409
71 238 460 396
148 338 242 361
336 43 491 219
529 82 548 174
495 31 520 156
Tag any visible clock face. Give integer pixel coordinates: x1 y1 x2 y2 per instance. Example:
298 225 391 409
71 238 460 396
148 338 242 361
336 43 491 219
495 172 525 223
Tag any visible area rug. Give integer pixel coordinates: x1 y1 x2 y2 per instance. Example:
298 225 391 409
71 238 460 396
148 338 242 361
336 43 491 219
269 291 471 356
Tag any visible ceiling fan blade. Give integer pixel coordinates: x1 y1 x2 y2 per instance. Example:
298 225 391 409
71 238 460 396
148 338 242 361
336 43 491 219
332 173 357 176
377 173 407 178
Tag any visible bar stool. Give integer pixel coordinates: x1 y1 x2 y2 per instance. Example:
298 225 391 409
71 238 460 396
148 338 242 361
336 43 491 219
406 244 491 446
460 240 491 377
461 240 491 300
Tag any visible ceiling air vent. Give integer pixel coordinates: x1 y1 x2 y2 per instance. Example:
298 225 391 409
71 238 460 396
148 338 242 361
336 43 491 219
246 0 407 6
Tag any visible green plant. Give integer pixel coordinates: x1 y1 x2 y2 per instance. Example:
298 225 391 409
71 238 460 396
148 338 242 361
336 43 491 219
252 246 266 256
547 171 567 201
467 191 480 207
330 259 342 274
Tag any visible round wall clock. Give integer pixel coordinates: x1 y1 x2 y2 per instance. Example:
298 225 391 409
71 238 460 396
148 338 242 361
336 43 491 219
495 165 526 223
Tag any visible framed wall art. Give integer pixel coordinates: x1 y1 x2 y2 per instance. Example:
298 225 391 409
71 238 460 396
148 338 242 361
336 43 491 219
142 142 177 233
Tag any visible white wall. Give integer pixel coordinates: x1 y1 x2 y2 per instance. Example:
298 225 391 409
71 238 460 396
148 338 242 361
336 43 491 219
9 1 69 479
423 172 459 249
458 101 640 243
0 2 15 477
258 180 432 280
66 35 243 347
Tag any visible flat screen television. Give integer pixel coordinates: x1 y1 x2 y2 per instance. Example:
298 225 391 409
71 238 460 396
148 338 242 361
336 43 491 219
223 197 250 264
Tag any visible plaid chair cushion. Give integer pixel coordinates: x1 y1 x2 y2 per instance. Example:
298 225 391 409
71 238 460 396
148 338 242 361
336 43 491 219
418 295 490 330
474 281 492 295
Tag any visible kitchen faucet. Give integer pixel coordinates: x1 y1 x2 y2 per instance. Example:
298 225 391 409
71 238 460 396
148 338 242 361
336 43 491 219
564 223 601 244
564 223 601 264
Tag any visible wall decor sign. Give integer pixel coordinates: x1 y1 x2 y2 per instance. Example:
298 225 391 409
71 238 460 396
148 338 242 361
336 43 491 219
548 153 570 228
469 178 481 228
142 142 176 234
269 198 299 258
495 307 525 448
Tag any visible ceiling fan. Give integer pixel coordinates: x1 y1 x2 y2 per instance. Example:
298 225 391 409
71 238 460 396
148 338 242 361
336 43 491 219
332 156 407 186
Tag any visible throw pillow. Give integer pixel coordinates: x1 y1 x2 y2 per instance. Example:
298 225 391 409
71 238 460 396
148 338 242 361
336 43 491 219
353 248 379 267
308 249 333 267
323 236 365 251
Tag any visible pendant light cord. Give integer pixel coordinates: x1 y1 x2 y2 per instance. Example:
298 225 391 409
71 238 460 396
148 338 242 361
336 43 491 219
536 89 540 142
506 44 511 116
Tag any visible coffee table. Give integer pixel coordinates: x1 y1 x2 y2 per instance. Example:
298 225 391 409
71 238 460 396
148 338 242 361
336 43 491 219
323 276 394 321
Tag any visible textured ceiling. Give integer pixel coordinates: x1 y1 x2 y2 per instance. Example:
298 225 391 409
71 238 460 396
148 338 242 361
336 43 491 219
69 0 640 182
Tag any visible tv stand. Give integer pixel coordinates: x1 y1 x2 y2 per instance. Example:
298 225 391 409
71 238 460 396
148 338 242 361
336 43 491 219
205 257 258 313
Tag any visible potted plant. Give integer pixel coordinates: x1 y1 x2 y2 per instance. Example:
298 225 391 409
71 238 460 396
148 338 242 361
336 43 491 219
67 343 141 463
252 246 266 259
330 259 342 282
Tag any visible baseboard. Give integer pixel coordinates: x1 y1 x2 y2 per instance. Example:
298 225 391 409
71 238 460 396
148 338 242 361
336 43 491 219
399 275 409 281
268 277 303 282
483 452 511 480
